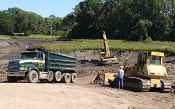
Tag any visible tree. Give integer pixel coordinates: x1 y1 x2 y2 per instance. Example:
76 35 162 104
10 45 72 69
133 19 152 41
0 11 12 34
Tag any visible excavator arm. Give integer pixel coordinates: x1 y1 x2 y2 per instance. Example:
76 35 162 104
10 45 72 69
102 31 111 58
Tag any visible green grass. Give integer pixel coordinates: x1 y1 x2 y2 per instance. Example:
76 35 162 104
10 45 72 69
0 35 15 40
29 34 61 41
37 39 175 54
0 34 62 41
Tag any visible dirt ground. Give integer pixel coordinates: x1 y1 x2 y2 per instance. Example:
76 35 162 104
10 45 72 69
0 82 174 109
0 39 175 109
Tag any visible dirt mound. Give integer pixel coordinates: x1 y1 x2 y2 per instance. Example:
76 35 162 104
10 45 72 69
0 41 11 47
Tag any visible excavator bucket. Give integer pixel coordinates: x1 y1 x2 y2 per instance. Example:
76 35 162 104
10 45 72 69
93 68 116 86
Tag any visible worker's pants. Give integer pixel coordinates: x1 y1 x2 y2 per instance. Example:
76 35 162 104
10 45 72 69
118 78 123 89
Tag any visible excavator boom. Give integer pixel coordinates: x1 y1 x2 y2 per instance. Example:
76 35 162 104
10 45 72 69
102 31 111 57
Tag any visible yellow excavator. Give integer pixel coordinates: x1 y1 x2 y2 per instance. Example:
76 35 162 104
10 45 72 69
99 31 118 65
95 51 172 92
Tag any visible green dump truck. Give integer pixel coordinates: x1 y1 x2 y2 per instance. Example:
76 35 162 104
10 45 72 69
7 48 77 83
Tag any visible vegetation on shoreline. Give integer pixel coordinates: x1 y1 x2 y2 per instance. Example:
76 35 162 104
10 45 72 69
28 34 61 41
1 34 175 55
37 40 175 54
0 35 61 41
0 35 16 40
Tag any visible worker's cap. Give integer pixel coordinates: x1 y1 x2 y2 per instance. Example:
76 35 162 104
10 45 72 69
120 66 124 69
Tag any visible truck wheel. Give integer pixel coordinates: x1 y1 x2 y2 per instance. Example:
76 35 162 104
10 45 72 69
7 76 18 82
63 73 71 83
47 71 54 82
27 70 39 83
54 71 62 82
71 73 77 83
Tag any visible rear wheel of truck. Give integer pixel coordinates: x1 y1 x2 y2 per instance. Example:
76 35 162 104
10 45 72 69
63 73 71 83
47 71 54 82
54 71 62 82
7 76 18 82
27 70 39 83
71 73 77 83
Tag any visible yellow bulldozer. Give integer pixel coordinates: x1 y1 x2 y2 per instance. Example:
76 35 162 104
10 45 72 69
95 51 172 92
124 51 172 92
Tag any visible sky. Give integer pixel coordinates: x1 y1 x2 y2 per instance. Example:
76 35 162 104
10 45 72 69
0 0 83 17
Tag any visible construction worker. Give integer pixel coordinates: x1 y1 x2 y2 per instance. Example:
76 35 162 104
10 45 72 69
117 66 124 89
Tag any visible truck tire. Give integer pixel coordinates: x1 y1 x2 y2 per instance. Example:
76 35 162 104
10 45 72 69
7 76 18 82
63 73 71 83
54 71 62 82
71 73 77 83
47 71 54 82
27 70 39 83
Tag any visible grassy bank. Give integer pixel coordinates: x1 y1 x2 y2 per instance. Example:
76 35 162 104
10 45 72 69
0 34 61 41
0 35 16 40
37 40 175 54
28 34 61 41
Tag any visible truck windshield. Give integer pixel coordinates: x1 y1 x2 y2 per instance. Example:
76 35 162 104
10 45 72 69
21 52 38 59
150 56 161 65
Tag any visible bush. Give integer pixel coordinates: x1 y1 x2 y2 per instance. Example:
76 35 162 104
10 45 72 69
56 31 67 37
24 31 32 36
144 37 152 42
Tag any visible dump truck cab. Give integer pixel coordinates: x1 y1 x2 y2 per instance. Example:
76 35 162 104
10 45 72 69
21 51 45 60
8 49 45 78
7 48 77 83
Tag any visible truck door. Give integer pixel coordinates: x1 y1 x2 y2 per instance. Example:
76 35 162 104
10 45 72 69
38 52 45 71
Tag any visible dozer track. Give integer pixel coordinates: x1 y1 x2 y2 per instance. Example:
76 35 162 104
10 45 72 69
124 77 172 92
124 77 151 92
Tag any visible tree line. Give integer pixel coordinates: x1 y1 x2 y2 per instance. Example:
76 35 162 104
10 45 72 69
0 8 64 36
1 0 175 41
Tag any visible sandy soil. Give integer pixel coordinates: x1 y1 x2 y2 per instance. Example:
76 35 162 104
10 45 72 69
0 83 174 109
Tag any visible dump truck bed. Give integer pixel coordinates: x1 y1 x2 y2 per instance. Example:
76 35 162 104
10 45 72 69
47 52 76 72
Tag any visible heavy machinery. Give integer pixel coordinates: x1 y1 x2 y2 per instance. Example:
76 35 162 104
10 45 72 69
95 51 172 92
99 31 118 65
7 48 77 83
123 51 172 92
